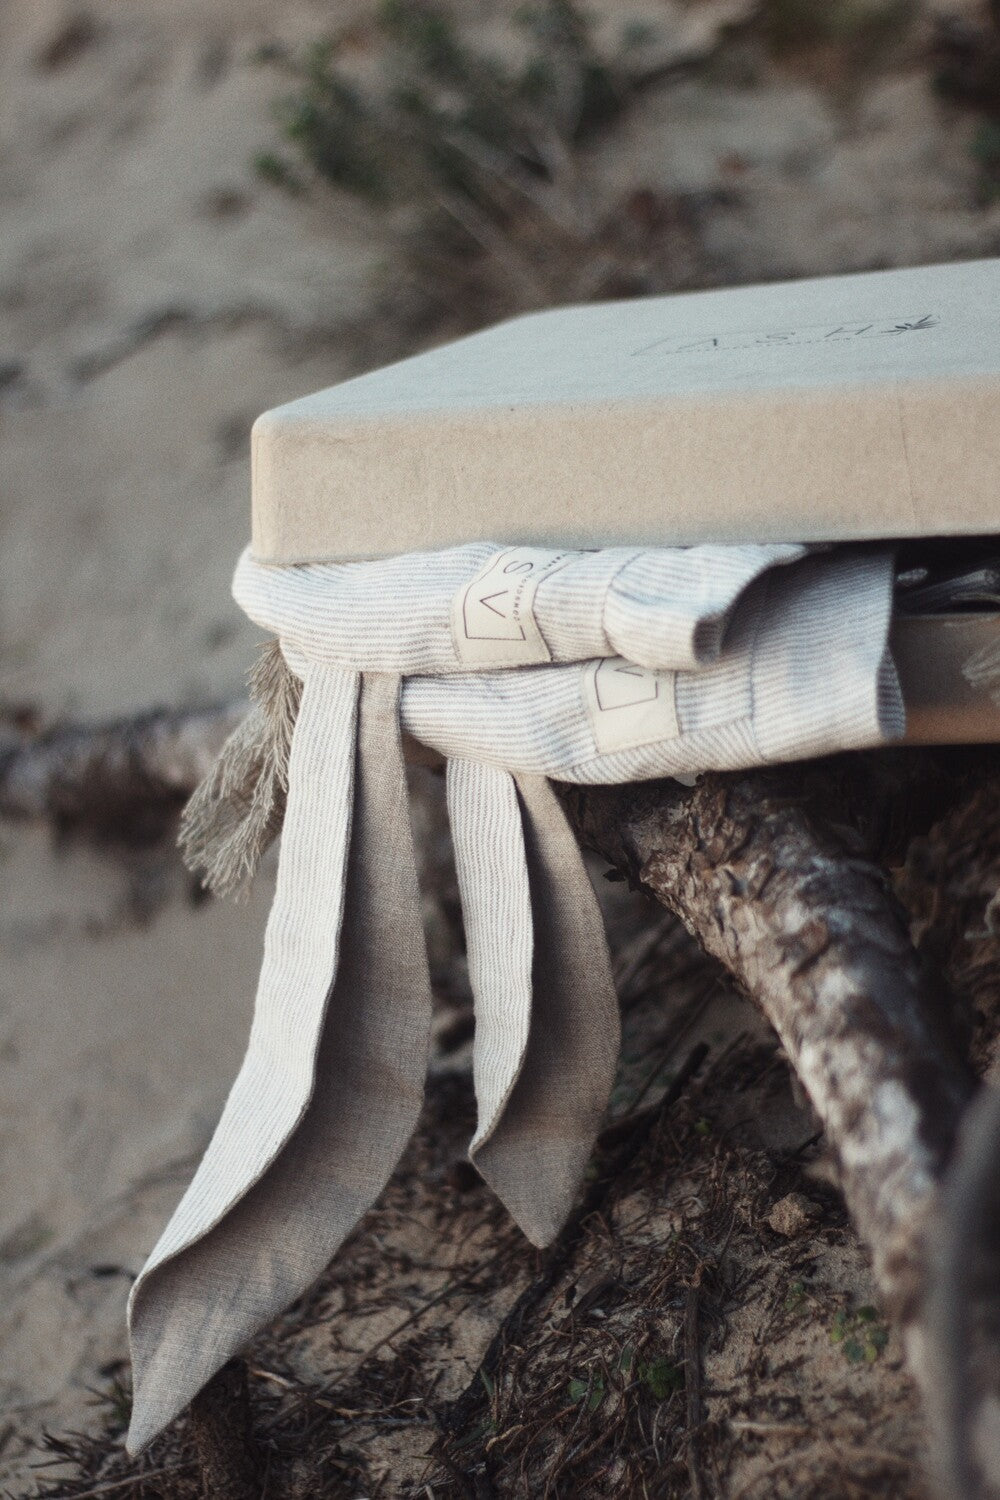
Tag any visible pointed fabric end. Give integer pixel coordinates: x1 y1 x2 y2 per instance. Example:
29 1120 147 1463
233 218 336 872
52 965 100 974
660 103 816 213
126 1410 169 1457
126 1311 231 1456
129 670 433 1452
456 767 620 1249
488 1145 590 1249
126 1387 179 1456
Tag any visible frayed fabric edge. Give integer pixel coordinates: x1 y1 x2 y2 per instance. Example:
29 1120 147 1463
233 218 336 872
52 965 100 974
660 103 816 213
178 639 300 899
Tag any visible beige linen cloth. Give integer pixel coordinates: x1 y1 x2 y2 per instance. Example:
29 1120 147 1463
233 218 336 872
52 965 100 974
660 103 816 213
126 541 904 1452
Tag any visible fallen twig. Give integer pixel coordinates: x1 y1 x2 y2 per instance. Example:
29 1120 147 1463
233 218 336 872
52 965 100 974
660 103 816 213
33 1465 195 1500
685 1274 704 1500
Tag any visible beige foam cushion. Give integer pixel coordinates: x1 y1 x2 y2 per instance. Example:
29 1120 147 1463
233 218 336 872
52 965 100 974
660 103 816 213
252 257 1000 564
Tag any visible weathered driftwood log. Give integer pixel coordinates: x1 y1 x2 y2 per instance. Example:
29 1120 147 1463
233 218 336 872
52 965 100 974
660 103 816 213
0 704 244 843
561 765 976 1329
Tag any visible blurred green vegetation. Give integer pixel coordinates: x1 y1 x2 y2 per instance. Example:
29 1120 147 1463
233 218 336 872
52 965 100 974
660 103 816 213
254 0 707 338
254 0 627 212
253 0 998 336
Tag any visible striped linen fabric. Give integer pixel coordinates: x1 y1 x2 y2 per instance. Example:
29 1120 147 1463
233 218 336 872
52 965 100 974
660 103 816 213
231 540 807 674
126 540 904 1452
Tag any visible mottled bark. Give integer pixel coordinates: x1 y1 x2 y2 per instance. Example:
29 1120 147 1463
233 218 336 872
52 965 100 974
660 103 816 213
562 766 976 1326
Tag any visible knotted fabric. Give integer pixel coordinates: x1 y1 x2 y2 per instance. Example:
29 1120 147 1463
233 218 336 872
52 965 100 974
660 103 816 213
126 540 905 1452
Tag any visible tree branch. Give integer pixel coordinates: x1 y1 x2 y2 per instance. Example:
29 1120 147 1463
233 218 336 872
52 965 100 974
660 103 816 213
0 703 244 844
561 763 977 1328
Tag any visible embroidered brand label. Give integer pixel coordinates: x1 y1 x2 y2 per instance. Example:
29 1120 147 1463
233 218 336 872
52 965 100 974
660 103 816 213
451 548 574 667
584 657 679 754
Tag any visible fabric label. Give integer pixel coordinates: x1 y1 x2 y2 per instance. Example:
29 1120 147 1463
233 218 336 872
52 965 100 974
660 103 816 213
451 548 575 667
584 657 679 754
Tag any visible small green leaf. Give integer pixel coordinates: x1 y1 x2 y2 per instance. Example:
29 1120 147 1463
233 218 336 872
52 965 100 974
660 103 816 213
569 1373 605 1410
829 1303 889 1364
639 1356 684 1400
866 1327 889 1359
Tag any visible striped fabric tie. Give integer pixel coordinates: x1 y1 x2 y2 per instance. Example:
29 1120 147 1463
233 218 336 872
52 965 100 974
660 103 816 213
126 541 904 1452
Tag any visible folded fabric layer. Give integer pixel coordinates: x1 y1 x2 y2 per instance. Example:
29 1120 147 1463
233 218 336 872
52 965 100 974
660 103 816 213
233 540 806 674
401 549 903 781
127 540 904 1453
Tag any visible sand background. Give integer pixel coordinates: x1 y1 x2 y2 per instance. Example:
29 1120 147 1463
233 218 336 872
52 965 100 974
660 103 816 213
2 0 1000 1493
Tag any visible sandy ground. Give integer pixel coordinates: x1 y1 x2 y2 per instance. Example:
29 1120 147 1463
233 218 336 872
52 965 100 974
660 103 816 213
0 2 381 1485
2 0 1000 1493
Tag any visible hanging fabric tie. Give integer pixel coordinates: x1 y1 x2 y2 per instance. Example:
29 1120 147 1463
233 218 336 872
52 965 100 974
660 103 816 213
126 540 904 1453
